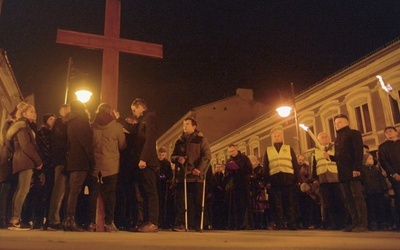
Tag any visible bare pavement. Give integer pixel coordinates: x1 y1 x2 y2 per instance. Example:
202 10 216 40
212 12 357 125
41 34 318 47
1 229 400 250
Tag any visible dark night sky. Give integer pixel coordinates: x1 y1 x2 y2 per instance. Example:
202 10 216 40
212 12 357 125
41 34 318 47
1 0 400 136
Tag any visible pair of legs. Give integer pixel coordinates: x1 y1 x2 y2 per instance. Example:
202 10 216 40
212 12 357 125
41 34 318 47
47 165 67 225
340 180 368 229
88 173 118 225
11 169 34 222
175 182 203 229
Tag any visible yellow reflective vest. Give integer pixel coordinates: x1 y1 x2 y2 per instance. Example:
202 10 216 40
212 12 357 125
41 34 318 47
314 147 338 175
267 145 294 175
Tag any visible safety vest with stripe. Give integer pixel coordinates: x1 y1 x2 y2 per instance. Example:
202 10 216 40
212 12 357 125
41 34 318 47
314 147 338 175
267 145 294 176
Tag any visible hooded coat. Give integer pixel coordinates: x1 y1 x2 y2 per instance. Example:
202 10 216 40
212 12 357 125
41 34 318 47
91 112 126 178
6 117 42 174
171 130 211 183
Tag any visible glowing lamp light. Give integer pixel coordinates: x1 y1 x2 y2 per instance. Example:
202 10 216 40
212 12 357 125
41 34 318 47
276 106 292 117
75 90 92 103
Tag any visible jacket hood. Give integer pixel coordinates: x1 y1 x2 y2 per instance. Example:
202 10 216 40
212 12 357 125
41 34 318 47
93 112 114 126
6 118 27 140
180 130 204 140
65 110 89 123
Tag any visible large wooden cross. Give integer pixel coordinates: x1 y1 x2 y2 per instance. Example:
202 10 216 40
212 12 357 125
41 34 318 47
56 0 163 109
56 0 162 232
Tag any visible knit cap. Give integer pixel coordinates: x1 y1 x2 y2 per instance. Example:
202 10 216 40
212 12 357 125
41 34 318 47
363 153 372 165
42 113 56 125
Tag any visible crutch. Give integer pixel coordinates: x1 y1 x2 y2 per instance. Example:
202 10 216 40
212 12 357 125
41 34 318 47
183 162 189 232
200 160 210 232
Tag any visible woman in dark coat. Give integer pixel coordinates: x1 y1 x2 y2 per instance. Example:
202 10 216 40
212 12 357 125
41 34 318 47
6 102 43 230
63 100 94 231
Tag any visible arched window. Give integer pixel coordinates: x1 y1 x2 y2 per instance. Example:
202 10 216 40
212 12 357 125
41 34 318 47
377 73 400 126
319 100 340 141
298 112 316 151
248 136 261 158
344 87 374 135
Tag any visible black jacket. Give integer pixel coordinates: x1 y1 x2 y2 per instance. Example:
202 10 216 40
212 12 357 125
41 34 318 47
329 126 363 182
51 117 68 167
225 151 252 189
171 130 211 183
65 111 94 172
133 111 159 168
378 139 400 177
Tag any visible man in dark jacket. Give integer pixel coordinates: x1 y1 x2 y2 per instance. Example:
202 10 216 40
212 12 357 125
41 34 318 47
324 114 367 232
378 126 400 230
47 104 70 230
63 100 94 231
130 98 160 233
225 144 252 230
171 117 211 231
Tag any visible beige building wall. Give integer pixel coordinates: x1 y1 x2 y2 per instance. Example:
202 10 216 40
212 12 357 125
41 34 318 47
157 88 268 158
0 49 24 146
210 38 400 166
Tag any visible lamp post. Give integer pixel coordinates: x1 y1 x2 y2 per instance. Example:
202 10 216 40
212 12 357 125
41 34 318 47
64 57 91 104
64 57 73 104
276 82 301 153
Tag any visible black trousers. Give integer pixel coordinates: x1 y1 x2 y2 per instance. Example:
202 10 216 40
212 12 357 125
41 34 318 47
270 185 296 228
320 182 348 229
175 182 203 229
65 171 88 218
88 173 118 225
139 167 159 225
340 180 368 228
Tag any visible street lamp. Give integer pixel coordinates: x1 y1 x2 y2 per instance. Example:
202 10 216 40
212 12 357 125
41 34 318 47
64 57 91 104
276 82 301 153
75 90 92 103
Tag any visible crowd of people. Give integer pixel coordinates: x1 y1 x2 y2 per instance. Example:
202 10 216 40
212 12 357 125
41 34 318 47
1 100 400 233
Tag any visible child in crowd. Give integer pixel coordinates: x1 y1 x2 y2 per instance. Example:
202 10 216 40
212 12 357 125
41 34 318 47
362 153 388 231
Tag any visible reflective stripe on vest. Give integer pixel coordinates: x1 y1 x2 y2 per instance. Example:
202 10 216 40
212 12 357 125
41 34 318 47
315 147 338 175
267 145 294 175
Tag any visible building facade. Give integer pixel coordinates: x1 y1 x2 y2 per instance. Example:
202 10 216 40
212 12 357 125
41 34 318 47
209 38 400 165
0 49 24 146
157 88 268 157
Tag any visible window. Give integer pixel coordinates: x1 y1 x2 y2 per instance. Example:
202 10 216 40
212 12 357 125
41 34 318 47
390 91 400 124
354 103 372 134
344 87 375 135
318 100 340 142
327 117 336 141
253 147 259 158
305 125 316 150
248 136 260 157
298 112 317 151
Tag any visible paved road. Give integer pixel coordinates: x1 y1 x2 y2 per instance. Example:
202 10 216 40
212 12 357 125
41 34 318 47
0 229 399 250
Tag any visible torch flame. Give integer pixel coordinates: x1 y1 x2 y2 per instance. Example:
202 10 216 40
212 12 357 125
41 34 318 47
377 75 393 93
299 123 309 131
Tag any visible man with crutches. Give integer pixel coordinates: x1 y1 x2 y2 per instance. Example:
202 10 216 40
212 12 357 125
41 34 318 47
171 117 211 232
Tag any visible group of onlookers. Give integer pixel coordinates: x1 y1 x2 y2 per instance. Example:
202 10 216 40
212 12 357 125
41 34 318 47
1 104 400 234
